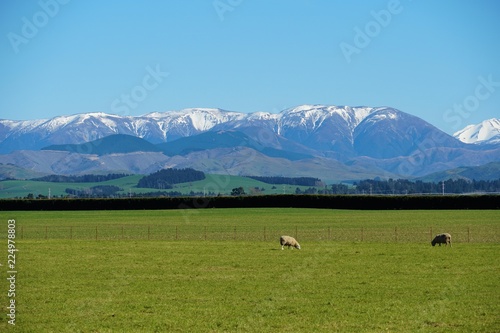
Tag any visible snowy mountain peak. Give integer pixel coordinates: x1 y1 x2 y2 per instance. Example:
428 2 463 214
364 108 399 123
279 104 378 129
144 108 246 133
454 118 500 144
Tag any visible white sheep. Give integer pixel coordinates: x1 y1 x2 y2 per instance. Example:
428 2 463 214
280 235 301 250
431 233 452 247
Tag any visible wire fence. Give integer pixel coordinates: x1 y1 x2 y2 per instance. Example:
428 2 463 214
11 225 500 243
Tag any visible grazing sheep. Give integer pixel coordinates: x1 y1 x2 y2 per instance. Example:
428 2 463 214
431 233 452 247
280 235 301 250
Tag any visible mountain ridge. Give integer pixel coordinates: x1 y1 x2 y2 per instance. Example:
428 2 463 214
1 105 499 180
2 105 498 153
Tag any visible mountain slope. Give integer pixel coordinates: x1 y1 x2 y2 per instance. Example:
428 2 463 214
417 162 500 182
0 163 47 180
42 134 162 155
354 109 463 159
157 130 313 160
348 146 500 178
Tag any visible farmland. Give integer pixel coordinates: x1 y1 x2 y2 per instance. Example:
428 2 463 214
1 209 499 332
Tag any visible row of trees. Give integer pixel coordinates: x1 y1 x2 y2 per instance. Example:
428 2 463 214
65 185 122 197
316 178 500 195
3 194 499 211
33 174 129 183
137 168 205 189
247 176 323 186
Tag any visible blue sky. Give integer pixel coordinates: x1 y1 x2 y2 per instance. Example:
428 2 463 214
1 0 499 134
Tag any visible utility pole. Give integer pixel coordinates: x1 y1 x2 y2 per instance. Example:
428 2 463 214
48 188 51 199
442 181 445 196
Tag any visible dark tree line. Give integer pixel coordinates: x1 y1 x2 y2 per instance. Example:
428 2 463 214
65 185 122 197
322 178 500 195
33 173 129 183
247 176 322 186
137 168 206 189
3 194 499 211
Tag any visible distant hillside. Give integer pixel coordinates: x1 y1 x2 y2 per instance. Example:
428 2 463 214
417 162 500 182
157 130 313 161
0 163 47 180
42 134 162 155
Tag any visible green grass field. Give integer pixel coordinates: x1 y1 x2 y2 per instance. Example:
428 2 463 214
1 209 499 332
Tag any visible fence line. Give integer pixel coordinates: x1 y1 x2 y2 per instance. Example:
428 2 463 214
9 225 500 243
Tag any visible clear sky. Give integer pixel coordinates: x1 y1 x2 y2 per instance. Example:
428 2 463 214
1 0 499 134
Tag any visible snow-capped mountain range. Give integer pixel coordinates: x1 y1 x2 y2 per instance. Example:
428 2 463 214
0 105 376 153
0 105 499 180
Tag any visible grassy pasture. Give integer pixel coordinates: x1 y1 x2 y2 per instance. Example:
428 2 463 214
1 209 499 332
